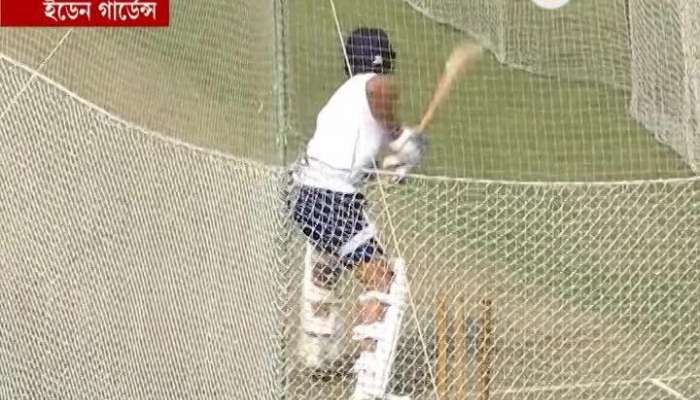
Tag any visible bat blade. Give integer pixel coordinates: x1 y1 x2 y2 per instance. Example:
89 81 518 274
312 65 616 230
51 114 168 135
418 42 482 134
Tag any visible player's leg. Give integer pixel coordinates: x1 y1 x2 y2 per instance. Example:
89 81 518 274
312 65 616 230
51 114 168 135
290 185 409 397
349 252 407 400
298 242 345 370
291 186 350 371
320 192 407 399
333 212 407 399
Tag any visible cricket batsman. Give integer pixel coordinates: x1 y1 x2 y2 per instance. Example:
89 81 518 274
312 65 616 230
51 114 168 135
287 27 424 400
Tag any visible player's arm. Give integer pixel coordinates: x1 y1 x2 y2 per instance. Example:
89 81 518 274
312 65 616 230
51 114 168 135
366 75 425 181
366 75 420 152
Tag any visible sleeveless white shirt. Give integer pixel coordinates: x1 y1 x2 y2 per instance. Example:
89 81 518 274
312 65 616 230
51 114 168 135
297 73 389 193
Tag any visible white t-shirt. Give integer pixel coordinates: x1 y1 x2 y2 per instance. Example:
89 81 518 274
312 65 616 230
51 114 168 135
296 73 390 193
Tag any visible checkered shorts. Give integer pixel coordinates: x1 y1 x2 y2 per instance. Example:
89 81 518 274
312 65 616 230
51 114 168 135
289 185 383 266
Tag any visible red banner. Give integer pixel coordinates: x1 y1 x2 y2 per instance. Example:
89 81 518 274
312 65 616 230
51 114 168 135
0 0 169 27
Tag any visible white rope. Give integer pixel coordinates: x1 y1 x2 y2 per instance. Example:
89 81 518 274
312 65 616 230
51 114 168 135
0 52 276 171
326 1 440 398
328 0 353 76
648 379 689 400
0 29 74 122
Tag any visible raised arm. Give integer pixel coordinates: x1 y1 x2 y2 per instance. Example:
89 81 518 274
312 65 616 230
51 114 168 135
366 75 425 182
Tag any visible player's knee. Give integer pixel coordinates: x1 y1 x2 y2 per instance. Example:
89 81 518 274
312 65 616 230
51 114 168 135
356 259 394 291
312 260 343 289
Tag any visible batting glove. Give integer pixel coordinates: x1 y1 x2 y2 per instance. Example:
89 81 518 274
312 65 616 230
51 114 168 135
382 126 426 183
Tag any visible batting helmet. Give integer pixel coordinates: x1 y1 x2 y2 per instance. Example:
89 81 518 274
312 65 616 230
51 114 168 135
344 27 396 76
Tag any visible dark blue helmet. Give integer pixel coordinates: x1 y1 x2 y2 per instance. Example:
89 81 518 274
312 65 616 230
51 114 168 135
344 27 396 76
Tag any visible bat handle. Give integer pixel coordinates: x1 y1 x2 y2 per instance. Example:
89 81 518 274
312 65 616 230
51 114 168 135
417 112 432 134
417 73 449 134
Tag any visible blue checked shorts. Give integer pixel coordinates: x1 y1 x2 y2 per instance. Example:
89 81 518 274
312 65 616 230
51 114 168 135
289 185 383 267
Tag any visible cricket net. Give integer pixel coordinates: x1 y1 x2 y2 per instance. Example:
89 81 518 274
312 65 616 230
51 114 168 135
402 0 699 173
281 175 699 399
0 56 286 400
1 0 699 400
